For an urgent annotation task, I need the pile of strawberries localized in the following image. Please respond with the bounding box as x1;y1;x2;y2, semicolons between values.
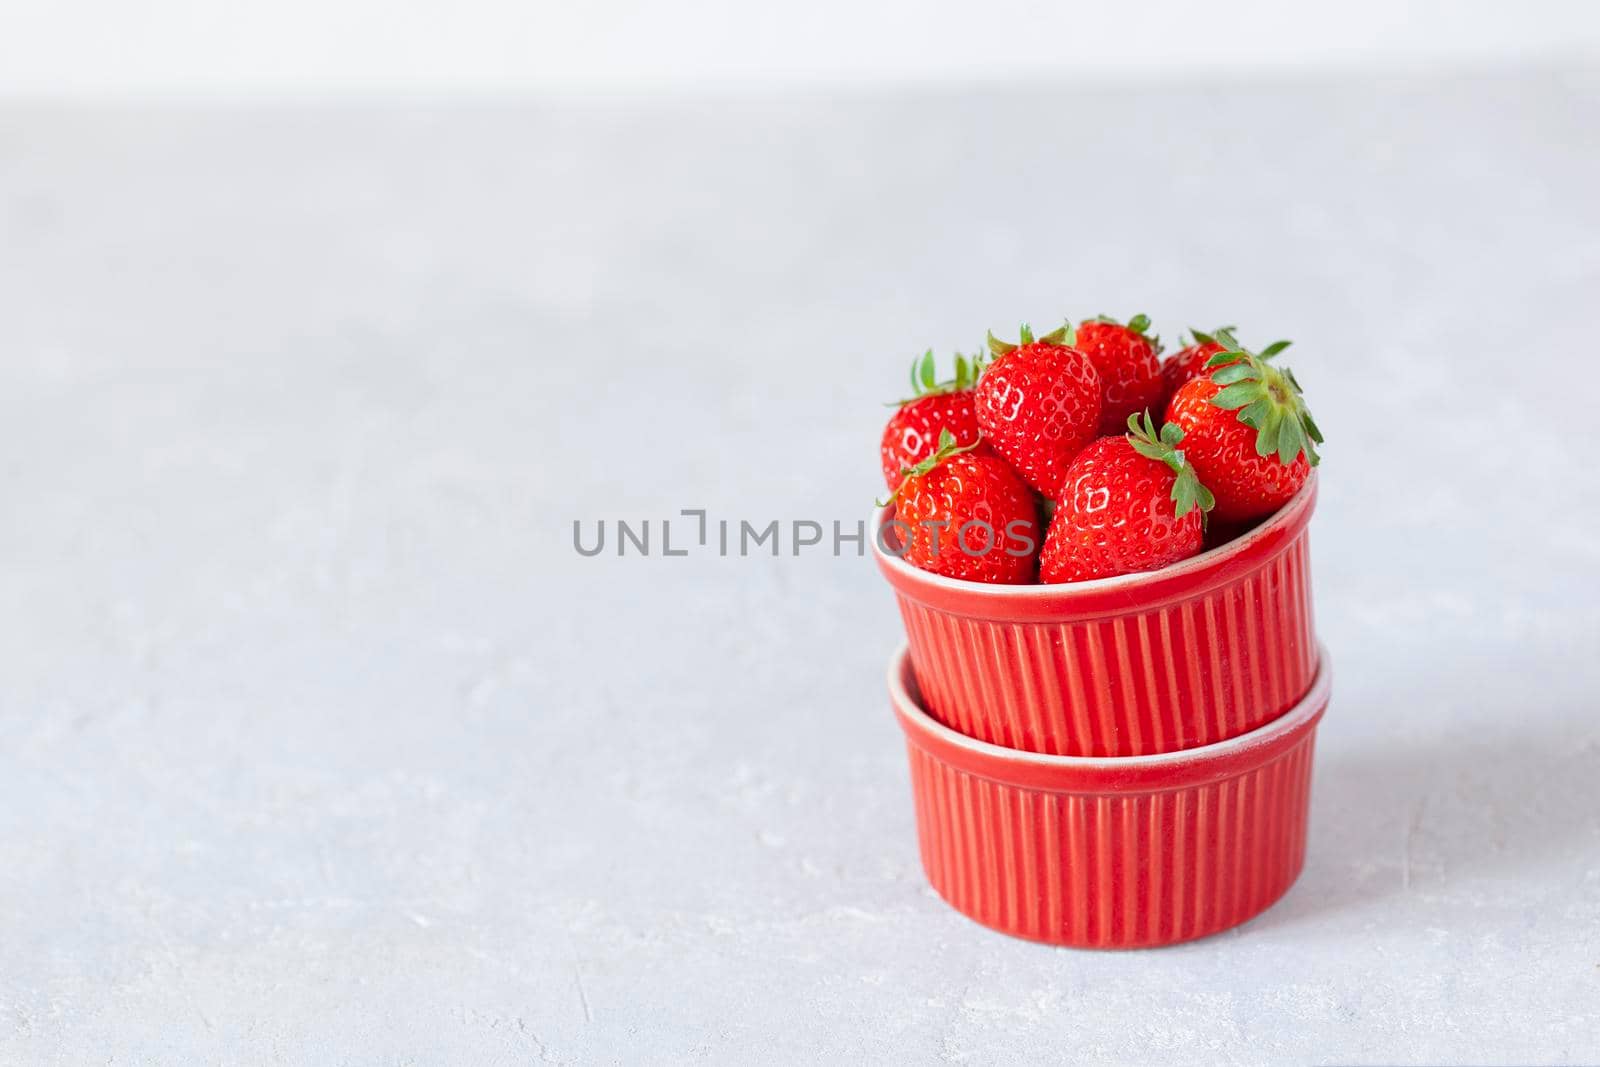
879;316;1323;584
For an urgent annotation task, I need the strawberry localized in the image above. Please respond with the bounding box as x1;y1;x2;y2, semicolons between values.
1163;329;1323;522
879;350;992;489
975;324;1101;499
886;429;1039;584
1074;314;1165;435
1039;413;1213;583
1160;327;1238;402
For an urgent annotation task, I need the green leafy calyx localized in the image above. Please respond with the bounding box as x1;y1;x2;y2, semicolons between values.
1125;411;1215;519
889;349;985;405
877;427;983;508
987;322;1074;358
1091;312;1162;354
1186;324;1235;348
1203;328;1324;467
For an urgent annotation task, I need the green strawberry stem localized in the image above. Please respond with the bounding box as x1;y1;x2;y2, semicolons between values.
1125;411;1215;519
887;349;984;406
877;427;983;508
1090;312;1161;353
1204;328;1325;467
987;322;1073;358
1187;324;1236;347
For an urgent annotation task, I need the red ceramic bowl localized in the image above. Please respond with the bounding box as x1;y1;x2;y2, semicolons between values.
890;643;1330;948
875;476;1318;757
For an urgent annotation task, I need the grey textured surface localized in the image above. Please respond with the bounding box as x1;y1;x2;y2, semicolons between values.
3;68;1600;1064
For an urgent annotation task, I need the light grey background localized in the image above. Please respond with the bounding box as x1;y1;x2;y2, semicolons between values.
4;66;1600;1063
3;0;1599;94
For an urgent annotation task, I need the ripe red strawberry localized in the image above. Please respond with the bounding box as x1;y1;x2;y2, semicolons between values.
887;429;1039;584
1074;314;1165;435
880;350;992;489
974;324;1101;499
1039;413;1213;583
1160;327;1239;402
1164;329;1323;522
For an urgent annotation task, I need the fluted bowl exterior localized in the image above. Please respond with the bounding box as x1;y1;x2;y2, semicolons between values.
890;644;1330;948
874;476;1318;757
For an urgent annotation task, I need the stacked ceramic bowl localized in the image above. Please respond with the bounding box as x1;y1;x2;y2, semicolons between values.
874;477;1329;948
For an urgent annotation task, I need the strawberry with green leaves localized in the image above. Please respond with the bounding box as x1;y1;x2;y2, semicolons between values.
886;429;1039;584
879;350;992;489
1039;412;1213;583
1160;326;1239;402
1163;328;1323;522
1074;313;1165;435
975;324;1101;499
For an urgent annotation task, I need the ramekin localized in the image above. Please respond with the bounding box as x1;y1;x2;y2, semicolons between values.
875;476;1318;757
891;643;1330;948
